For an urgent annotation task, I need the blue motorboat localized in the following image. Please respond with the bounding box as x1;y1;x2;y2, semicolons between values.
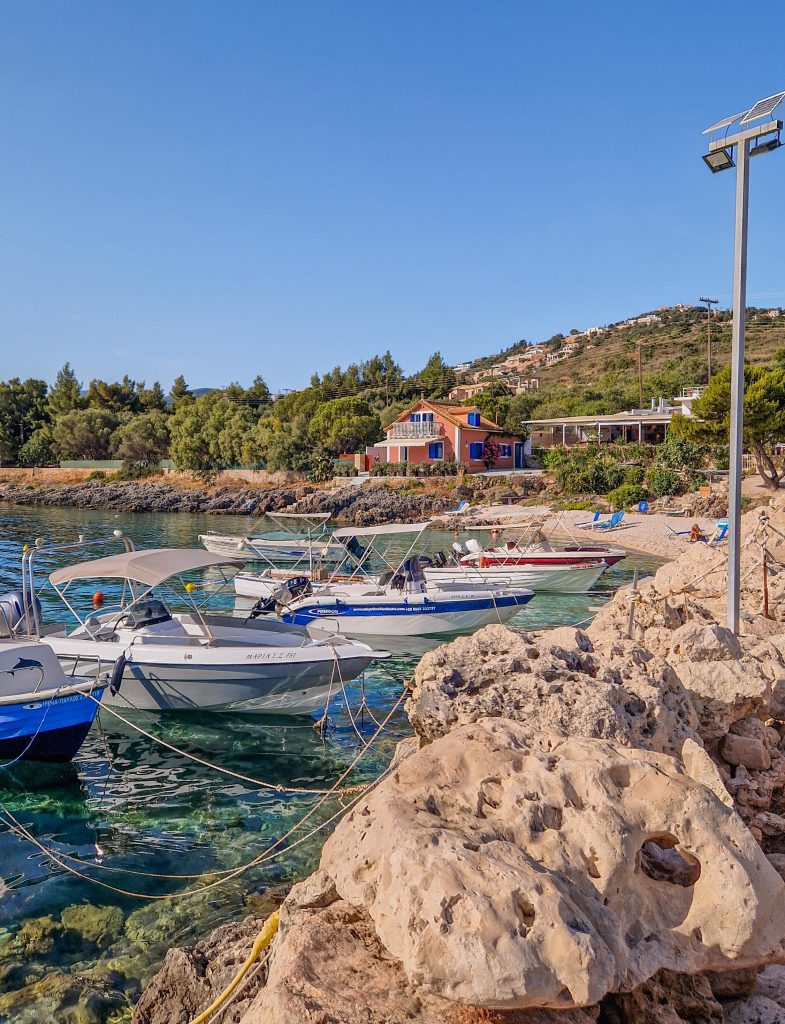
0;639;104;764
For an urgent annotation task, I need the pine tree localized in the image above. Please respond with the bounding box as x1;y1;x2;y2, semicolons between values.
170;375;192;408
47;363;83;419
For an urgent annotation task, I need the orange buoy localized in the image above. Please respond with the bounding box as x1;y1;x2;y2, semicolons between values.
93;591;104;609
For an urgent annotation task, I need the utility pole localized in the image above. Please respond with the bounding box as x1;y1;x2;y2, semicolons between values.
699;296;718;381
636;339;643;407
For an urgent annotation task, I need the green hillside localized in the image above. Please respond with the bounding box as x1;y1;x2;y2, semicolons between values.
463;305;785;420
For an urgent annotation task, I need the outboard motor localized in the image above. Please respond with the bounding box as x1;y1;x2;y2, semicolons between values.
431;551;447;567
0;590;42;636
251;577;313;617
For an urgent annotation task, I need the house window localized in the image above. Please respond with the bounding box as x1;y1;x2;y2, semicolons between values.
409;413;419;422
499;444;512;457
428;441;444;460
469;442;484;460
467;412;480;426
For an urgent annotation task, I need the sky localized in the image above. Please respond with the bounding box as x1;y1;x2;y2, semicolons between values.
1;0;784;393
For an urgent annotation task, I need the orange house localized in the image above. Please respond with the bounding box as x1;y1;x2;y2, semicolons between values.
373;400;524;470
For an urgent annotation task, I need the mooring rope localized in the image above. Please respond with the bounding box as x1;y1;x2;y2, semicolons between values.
0;682;408;898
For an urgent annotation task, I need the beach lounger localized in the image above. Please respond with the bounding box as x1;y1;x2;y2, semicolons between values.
576;511;602;528
594;511;626;531
443;500;470;516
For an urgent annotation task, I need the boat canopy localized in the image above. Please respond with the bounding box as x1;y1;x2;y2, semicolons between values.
332;523;430;540
50;549;244;588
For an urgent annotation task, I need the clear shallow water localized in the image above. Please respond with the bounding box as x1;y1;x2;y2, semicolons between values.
0;504;661;1022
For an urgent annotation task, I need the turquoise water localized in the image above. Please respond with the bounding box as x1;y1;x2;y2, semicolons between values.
0;504;661;1023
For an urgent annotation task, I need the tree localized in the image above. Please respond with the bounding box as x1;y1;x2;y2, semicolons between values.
482;437;501;470
52;409;120;460
85;376;140;413
0;378;49;461
418;352;456;398
170;375;192;408
112;410;170;472
18;429;54;466
257;416;313;472
47;363;83;419
308;396;382;454
675;365;785;488
168;392;259;474
137;381;168;412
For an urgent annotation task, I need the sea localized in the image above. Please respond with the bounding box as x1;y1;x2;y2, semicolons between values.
0;504;661;1022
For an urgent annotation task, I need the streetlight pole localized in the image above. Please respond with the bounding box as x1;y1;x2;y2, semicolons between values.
727;139;749;636
702;92;783;634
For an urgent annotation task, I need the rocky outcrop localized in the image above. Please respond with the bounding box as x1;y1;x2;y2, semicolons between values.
138;496;785;1024
406;624;698;755
133;914;269;1024
322;719;784;1009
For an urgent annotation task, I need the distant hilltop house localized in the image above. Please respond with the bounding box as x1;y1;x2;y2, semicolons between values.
767;309;782;318
525;387;705;449
452;361;473;375
620;314;662;328
366;399;526;470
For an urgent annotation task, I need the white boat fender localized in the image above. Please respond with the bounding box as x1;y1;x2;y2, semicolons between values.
109;653;127;696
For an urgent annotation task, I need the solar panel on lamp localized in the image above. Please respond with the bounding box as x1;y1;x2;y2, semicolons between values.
740;92;785;125
702;111;747;135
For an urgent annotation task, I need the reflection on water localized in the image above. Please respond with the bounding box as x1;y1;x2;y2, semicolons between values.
0;502;661;1022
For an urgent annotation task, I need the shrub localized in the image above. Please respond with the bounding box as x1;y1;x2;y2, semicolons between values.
606;483;648;510
646;465;681;498
654;435;707;471
623;465;645;486
87;469;106;481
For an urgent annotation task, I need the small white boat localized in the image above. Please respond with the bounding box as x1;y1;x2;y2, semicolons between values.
16;541;387;716
199;512;344;565
248;524;535;638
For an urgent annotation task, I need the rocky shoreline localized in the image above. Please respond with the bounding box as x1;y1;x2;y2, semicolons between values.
134;497;785;1023
0;473;552;527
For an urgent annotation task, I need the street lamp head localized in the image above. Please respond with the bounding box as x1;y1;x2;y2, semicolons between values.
750;132;782;158
702;147;735;173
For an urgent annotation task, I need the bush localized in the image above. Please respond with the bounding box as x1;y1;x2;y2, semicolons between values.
623;465;645;486
646;465;681;498
654;435;707;471
606;483;648;510
87;469;106;481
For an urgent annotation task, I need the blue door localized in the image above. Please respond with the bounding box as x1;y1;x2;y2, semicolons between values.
514;442;524;469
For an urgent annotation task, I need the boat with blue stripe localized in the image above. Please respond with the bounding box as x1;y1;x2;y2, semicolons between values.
248;524;535;638
0;630;104;764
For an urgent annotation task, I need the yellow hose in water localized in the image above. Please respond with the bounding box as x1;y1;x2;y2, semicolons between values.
187;909;280;1024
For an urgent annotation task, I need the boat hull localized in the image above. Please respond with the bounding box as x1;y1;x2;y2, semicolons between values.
424;562;607;594
281;592;534;637
46;640;378;715
0;687;104;763
199;533;343;565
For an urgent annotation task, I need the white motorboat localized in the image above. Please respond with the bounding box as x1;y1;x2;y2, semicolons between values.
199;512;345;565
248;524;535;638
423;559;608;594
458;520;626;569
16;542;387;716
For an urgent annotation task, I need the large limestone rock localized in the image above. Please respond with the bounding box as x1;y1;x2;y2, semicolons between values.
323;719;785;1010
407;625;697;756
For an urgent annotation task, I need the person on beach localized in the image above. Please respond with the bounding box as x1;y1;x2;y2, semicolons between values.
689;522;707;543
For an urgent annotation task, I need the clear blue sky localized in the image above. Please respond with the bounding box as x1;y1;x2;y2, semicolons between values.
2;0;784;393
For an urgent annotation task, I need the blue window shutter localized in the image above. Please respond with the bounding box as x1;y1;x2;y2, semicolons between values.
409;413;416;422
428;442;437;458
469;442;484;460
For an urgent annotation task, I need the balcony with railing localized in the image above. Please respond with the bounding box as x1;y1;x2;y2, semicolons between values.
387;421;445;439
